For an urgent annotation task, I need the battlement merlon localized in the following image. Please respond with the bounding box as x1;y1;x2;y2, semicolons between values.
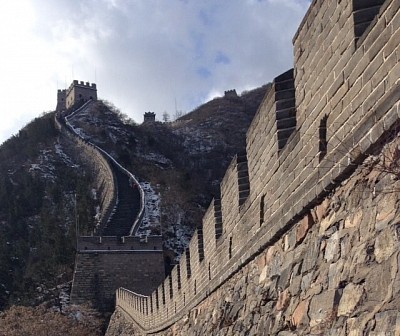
224;89;238;98
67;80;97;95
143;112;156;123
77;235;163;252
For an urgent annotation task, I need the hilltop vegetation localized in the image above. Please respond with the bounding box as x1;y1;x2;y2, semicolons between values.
0;112;102;310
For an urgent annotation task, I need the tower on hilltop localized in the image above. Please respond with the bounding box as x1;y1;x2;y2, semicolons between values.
143;112;156;123
56;80;97;111
224;89;238;98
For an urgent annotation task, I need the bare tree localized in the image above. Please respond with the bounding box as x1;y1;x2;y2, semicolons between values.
162;111;170;123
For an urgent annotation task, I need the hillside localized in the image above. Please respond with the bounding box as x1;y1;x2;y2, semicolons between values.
0;83;269;312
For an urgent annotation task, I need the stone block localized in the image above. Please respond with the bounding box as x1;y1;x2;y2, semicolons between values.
324;231;340;263
388;61;400;86
392;6;400;33
373;310;400;333
363;80;386;114
383;105;399;131
374;227;398;263
344;210;363;228
369;120;384;144
296;212;314;243
367;24;391;62
276;288;290;311
291;299;310;328
301;271;314;292
372;52;397;89
309;290;339;330
364;259;392;304
284;229;297;252
337;283;363;317
319;211;338;234
375;193;397;231
347;53;370;88
328;259;344;289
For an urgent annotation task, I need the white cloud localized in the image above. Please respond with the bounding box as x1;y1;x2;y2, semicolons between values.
0;0;310;143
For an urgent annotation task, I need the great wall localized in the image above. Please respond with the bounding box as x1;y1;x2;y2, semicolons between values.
54;0;400;334
55;100;165;312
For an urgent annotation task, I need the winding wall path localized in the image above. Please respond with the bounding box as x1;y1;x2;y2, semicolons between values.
55;101;164;311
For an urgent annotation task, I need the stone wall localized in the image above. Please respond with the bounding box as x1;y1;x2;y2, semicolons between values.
123;133;400;334
56;102;165;311
55;112;116;230
108;133;400;334
71;242;164;312
77;236;163;251
110;0;400;333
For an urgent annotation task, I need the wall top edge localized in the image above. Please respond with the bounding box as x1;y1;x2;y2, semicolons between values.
292;0;317;44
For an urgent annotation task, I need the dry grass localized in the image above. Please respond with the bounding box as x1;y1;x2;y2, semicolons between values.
0;304;104;336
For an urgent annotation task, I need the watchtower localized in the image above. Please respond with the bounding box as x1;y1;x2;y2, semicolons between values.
65;80;97;109
56;89;67;111
224;89;238;98
143;112;156;123
57;80;97;111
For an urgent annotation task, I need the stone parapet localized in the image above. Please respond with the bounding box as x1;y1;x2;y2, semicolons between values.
55;108;117;231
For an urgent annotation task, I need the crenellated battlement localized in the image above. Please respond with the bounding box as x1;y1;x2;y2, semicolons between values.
77;235;163;252
114;0;400;332
143;111;156;123
224;89;238;98
56;80;97;111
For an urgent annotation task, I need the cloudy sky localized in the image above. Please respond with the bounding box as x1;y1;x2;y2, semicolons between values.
0;0;310;144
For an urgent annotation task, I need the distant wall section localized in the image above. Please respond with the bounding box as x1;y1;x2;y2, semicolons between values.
71;236;164;312
55;101;165;311
54;111;116;231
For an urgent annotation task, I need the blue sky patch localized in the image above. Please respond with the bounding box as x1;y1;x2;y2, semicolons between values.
215;52;230;65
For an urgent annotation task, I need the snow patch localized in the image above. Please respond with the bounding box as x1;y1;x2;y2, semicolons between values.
136;182;161;236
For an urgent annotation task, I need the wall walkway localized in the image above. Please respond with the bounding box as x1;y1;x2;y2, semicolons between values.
55;101;164;311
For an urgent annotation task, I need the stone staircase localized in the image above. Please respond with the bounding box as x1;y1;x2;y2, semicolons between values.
61;101;143;237
102;164;141;236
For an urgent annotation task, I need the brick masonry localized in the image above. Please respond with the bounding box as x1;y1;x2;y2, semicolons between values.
108;0;400;333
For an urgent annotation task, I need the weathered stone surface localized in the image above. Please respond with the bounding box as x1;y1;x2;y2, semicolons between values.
337;283;363;317
296;213;314;243
375;193;397;231
374;226;398;263
315;199;330;222
302;239;320;273
324;231;340;262
276;288;290;311
259;265;269;284
106;309;143;336
344;210;362;228
319;212;338;234
373;310;400;333
291;299;310;328
309;290;338;329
